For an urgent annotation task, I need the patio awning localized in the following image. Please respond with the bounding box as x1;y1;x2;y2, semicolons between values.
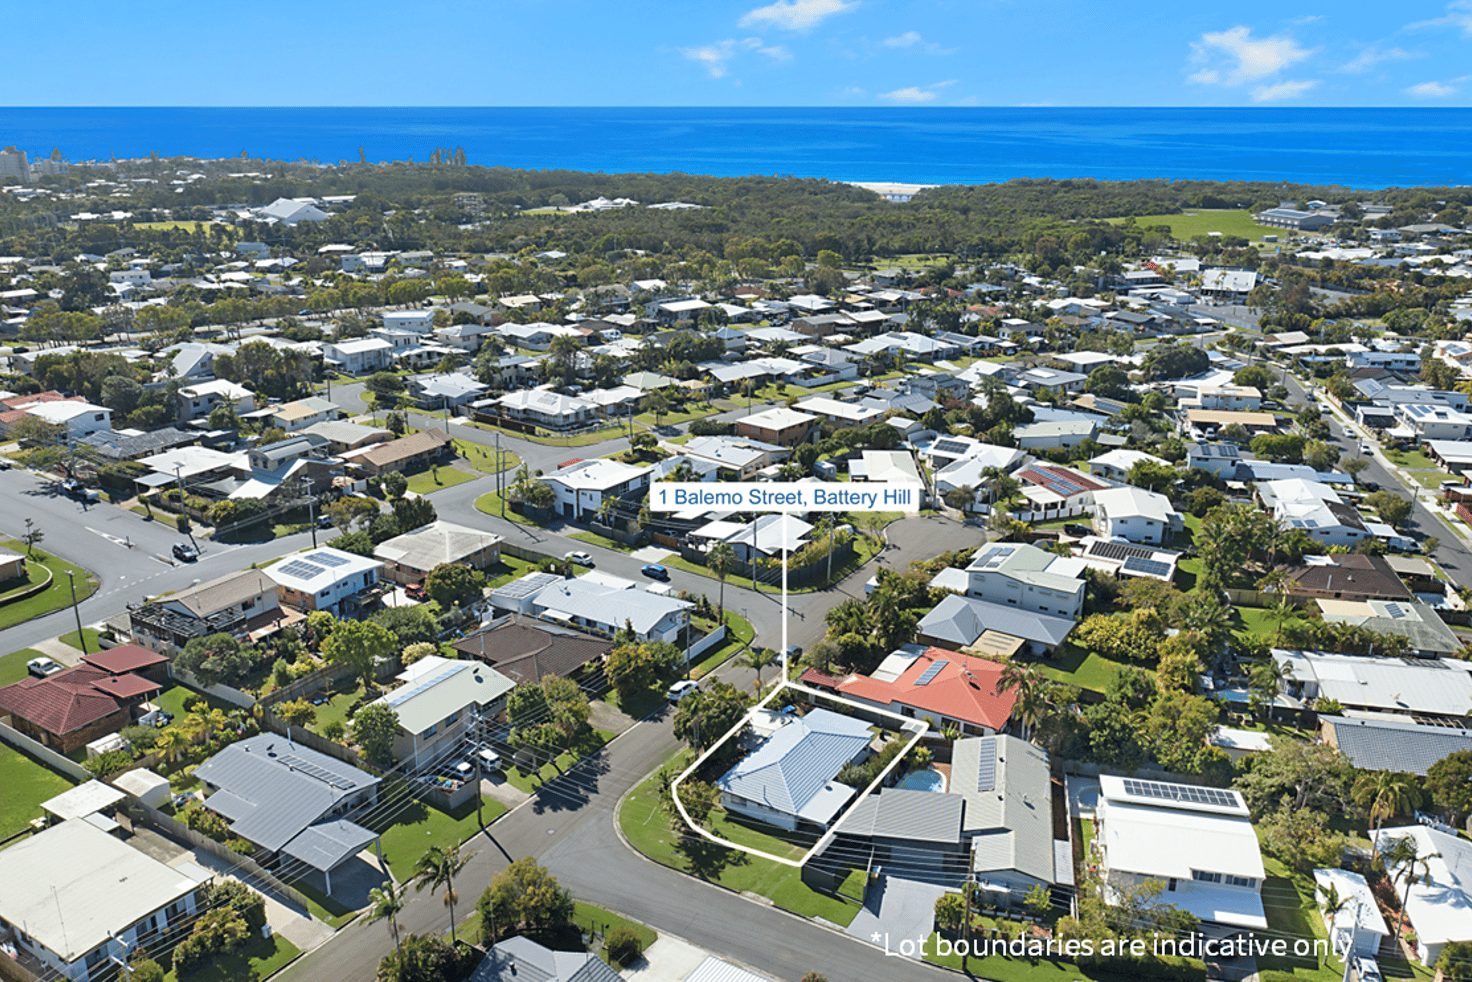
281;819;378;873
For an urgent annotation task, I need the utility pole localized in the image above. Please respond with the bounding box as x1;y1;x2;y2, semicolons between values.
1340;899;1359;982
304;476;318;548
67;570;86;654
495;429;504;517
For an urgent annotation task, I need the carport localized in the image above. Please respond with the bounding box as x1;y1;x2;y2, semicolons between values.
280;819;380;896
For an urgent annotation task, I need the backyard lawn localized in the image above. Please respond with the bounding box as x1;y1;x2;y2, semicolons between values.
155;683;239;722
0;647;46;686
371;787;509;881
482;555;543;589
301;679;367;737
1035;643;1142;694
503;728;616;795
619;749;858;927
0;747;77;839
0;542;97;631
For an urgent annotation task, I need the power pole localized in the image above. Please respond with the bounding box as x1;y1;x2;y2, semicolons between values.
495;429;505;517
304;476;318;548
67;570;86;654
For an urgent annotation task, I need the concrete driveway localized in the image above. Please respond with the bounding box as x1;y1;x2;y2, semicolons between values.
845;875;948;950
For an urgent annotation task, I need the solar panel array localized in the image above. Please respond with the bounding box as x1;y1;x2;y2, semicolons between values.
914;659;950;686
974;736;997;792
1384;603;1407;619
275;559;326;581
1122;556;1173;578
310;551;350;568
385;664;462;707
1087;540;1156;562
933;439;971;457
1121;778;1239;810
275;751;358;789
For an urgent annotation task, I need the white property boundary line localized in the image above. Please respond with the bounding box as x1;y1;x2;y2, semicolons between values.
669;678;929;868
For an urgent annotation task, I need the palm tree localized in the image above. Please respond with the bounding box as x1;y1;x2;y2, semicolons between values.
996;661;1047;742
1352;771;1424;858
548;334;582;385
1268;594;1299;646
1248;658;1293;721
365;881;406;962
1316;883;1347;969
944;484;977;515
155;728;184;765
1381;835;1440;949
411;843;472;943
708;542;737;622
740;647;778;695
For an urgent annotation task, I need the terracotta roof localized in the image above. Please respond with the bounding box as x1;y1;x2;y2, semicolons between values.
357;429;452;469
1017;464;1108;495
0;665;127;735
797;668;842;690
450;621;612;685
90;675;161;700
82;644;169;675
836;647;1017;731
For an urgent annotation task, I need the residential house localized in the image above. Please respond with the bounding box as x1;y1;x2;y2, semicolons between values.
965;542;1088;618
373;521;504;586
80;645;170;688
1199;268;1259;299
1397;403;1472;442
1315;598;1462;658
1261;479;1370;548
680;435;789;479
1014;367;1088;395
850;450;925;495
716;708;874;832
1014;419;1097;450
364;655;515;770
1371;826;1472;967
1186;442;1242;477
1320;714;1472;777
698;513;814;560
322;337;394;374
531;575;692;644
1311;869;1388;961
194;734;380;893
915;594;1075;656
450;620;613;686
351;429;454;477
1276;554;1414;604
1274;648;1472;721
382;310;435;334
264;546;382;615
1183;409;1279;435
1013;463;1108;522
128;569;285;655
75;427;197;464
1075;536;1181;583
15;399;112;439
1181;384;1262;412
0;819;209;982
0;662;160;753
795;396;883;427
539;458;654;523
409;372;487;410
271;397;340;433
466;936;626;982
1087;449;1168;483
735;407;817;447
177;379;255;422
1091;486;1183;546
1096;775;1266;931
495;389;597;431
301;419;392;454
831;646;1017;737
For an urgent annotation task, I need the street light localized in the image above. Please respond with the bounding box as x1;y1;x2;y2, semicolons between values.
67;570;86;655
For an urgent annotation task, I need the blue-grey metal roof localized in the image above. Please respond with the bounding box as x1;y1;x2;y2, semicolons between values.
716;709;870;819
194;734;378;853
280;818;378;872
842;787;962;843
1325;715;1472;776
917;594;1076;648
468;937;625;982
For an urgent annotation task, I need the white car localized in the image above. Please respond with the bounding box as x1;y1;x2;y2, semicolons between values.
667;680;699;704
564;550;594;566
1355;956;1382;982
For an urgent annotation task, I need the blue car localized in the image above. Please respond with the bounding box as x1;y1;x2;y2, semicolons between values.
640;564;670;580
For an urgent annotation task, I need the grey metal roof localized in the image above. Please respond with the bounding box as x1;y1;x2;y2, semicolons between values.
194;734;378;853
280;818;378;872
1325;715;1472;776
468;937;624;982
682;956;775;982
716;709;871;819
917;594;1076;648
842;787;962;843
532;578;692;635
951;735;1056;884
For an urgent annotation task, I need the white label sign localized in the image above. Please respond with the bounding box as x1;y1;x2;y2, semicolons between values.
648;481;922;513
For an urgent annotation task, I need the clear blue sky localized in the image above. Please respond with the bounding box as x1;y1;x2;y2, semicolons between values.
16;1;1472;106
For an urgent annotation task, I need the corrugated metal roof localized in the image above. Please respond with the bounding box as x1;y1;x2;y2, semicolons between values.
1325;715;1472;776
716;709;870;819
917;594;1075;649
682;956;777;982
843;787;962;843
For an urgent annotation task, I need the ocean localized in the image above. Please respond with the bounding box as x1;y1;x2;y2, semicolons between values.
2;107;1471;190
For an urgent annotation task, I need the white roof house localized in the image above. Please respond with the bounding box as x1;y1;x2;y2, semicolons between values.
1091;486;1183;546
716;708;873;832
965;542;1088;619
1311;868;1388;961
373;521;503;580
1087;449;1168;482
0;819;209;978
1096;775;1266;931
532;574;692;644
264;547;382;614
1373;826;1472;966
366;655;515;769
1273;648;1472;718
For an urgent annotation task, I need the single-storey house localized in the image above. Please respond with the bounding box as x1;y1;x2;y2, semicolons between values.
716;707;874;832
373;521;503;587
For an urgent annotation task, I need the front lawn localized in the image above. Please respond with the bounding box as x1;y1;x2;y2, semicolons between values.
618;750;858;927
474;490;553;528
568;529;637;554
463;419;626;447
0;648;47;686
503;728;615;795
573;902;658;966
452;440;520;475
371;787;509;881
164;932;300;982
0;746;77;839
1385;447;1439;470
661;533;882;595
689;613;756;680
0;542;97;631
404;467;477;495
59;628;103;653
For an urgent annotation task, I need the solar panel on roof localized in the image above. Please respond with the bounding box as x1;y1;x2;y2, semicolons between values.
385;664;462;707
914;660;949;686
1122;556;1172;578
1384;603;1406;619
1120;777;1239;809
274;752;357;789
974;736;997;792
1087;540;1156;562
310;551;350;568
277;560;325;580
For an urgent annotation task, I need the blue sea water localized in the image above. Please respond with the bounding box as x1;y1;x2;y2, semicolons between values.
2;107;1471;189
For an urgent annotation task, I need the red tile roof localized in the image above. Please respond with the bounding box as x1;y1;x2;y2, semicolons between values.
1017;464;1108;496
797;668;842;690
0;664;127;735
836;647;1017;731
83;644;169;675
90;675;162;700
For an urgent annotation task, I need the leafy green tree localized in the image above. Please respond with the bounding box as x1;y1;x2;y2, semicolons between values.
1426;750;1472;822
1234;736;1353;818
475;857;574;939
371;604;440;647
1140;690;1218;773
382;470;409;499
672;680;749;751
176;633;255;688
275;698;317;728
1365;489;1413;528
323;620;398;689
606;642;662;704
424;562;485;607
350;703;401;767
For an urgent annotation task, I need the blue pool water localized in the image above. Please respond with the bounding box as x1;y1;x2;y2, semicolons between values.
895;768;945;793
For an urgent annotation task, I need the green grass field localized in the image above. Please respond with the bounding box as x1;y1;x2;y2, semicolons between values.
503;728;615;794
1108;209;1281;244
59;628;102;653
164;932;299;982
0;747;77;839
0;648;46;686
0;542;97;631
404;467;477;495
474;490;553;528
372;789;509;881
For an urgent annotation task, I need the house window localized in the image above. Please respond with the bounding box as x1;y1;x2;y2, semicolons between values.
445;712;458;726
424;724;436;737
1191;870;1223;884
1229;875;1257;888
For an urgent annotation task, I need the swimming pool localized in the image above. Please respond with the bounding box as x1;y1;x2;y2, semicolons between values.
895;767;946;793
